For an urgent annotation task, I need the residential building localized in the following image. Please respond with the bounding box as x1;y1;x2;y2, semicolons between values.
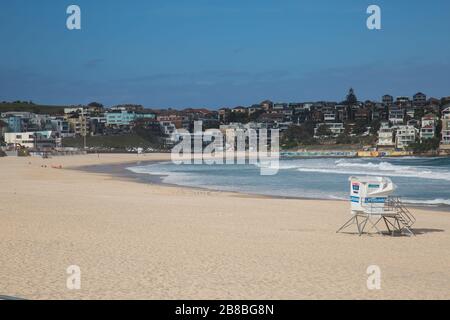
111;104;144;112
422;114;437;127
5;116;22;132
4;131;55;149
260;100;273;112
407;119;419;127
371;104;388;121
302;103;313;111
272;103;287;113
413;92;427;106
1;111;36;132
396;96;411;108
389;107;405;125
354;108;371;123
64;107;85;115
231;106;247;114
310;110;324;123
0;111;34;120
440;107;450;148
106;108;155;128
335;104;349;122
161;121;179;135
428;97;441;107
420;114;437;142
420;125;436;141
395;125;417;149
248;105;263;115
182;108;216;120
377;122;395;148
289;103;303;112
156;113;185;129
87;103;104;115
314;123;345;138
409;106;420;119
257;112;284;124
90;116;107;135
218;108;230;123
323;111;337;122
67;112;90;136
106;109;136;127
49;117;71;138
382;95;394;106
440;97;450;106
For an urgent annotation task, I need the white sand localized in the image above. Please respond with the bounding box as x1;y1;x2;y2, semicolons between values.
0;153;449;300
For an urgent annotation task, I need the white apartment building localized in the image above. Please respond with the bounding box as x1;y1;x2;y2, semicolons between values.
324;112;337;122
314;123;345;138
4;131;55;149
160;121;177;136
420;114;437;141
395;125;417;149
377;122;395;147
441;108;450;148
389;108;405;125
420;126;435;141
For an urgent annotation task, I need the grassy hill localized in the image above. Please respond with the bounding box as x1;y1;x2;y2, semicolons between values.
0;102;67;115
62;134;158;150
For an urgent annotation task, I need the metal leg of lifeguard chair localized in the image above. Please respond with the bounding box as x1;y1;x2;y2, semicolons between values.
336;216;357;234
358;216;370;237
337;214;382;236
383;217;393;235
355;216;361;235
366;216;383;235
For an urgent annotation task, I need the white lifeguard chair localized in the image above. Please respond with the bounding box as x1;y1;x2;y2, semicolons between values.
336;176;416;236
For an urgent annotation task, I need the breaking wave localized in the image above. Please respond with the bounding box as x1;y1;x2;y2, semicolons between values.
403;198;450;206
126;157;450;207
290;159;450;182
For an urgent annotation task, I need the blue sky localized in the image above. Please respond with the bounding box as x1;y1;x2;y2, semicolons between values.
1;0;449;108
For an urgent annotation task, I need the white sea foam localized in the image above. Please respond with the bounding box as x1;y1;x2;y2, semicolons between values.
126;166;168;176
288;159;450;182
126;158;450;207
403;198;450;206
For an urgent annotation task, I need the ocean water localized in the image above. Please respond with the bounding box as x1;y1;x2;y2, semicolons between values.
127;157;450;207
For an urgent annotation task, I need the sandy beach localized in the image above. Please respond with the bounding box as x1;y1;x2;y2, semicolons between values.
0;153;449;300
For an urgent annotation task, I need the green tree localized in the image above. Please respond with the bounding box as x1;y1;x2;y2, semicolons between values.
316;124;333;137
132;119;166;148
436;120;442;140
408;137;440;153
345;88;358;105
414;108;425;120
88;102;104;109
249;109;265;122
281;123;316;148
336;132;354;144
228;112;249;124
352;120;368;135
369;120;381;135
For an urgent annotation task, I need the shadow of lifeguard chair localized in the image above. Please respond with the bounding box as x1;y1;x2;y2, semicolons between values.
336;176;416;237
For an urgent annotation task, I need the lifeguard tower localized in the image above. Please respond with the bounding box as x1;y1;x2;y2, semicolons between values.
336;176;416;236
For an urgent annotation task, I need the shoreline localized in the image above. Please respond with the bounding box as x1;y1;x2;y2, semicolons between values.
74;158;450;212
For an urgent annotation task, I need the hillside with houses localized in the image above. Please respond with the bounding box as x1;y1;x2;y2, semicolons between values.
1;89;450;156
